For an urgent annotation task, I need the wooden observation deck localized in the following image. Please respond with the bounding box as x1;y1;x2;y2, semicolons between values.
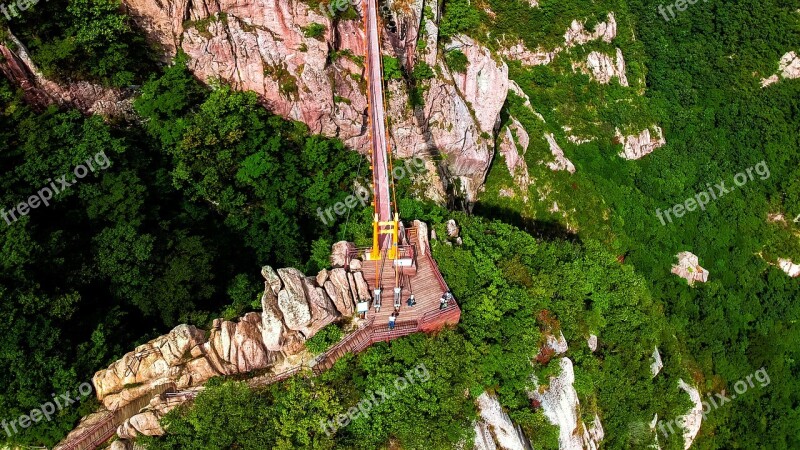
314;225;460;373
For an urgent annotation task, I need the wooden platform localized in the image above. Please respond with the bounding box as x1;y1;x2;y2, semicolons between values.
360;233;451;328
314;226;461;373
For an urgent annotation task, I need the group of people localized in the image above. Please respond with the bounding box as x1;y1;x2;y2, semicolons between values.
440;291;453;310
387;291;453;330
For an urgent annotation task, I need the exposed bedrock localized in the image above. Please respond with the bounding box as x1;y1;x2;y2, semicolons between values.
119;0;508;201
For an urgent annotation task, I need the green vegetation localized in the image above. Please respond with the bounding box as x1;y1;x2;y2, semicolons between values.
302;22;327;39
305;323;344;354
263;62;300;98
1;0;798;448
2;0;156;86
439;0;481;41
0;60;367;447
382;55;403;81
142;215;691;449
445;49;469;73
140;377;340;450
442;0;800;447
411;61;435;81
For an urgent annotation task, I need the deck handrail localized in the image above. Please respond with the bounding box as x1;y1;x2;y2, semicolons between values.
419;303;460;326
424;250;449;292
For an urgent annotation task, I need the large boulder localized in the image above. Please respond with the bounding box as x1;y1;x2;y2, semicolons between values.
413;220;429;256
208;313;273;373
92;325;205;401
331;241;355;268
326;268;356;316
302;278;339;336
446;219;460;238
110;440;132;450
260;288;286;351
117;411;163;439
262;265;283;296
615;126;666;160
276;268;313;331
353;271;372;301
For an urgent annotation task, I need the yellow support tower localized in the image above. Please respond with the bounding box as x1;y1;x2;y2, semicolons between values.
368;213;399;261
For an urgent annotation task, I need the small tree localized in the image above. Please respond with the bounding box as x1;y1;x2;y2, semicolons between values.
445;49;469;73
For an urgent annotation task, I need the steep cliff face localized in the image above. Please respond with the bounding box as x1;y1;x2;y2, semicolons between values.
120;0;506;201
531;358;605;450
474;392;532;450
0;31;133;116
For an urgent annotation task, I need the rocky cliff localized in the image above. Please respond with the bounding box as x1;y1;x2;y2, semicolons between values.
92;243;370;412
0;30;133;116
531;358;605;450
474;392;532;450
118;0;506;201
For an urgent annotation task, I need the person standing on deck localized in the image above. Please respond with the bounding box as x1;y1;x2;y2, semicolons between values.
440;292;453;310
389;312;397;330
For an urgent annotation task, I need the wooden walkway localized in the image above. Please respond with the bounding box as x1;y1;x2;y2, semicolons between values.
53;383;176;450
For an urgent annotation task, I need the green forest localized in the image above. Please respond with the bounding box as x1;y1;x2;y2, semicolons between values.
1;0;799;448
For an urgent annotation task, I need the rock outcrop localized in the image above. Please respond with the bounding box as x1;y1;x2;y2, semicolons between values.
583;49;629;86
778;258;800;277
616;126;666;160
0;30;133;116
760;51;800;87
119;0;507;201
671;251;709;286
544;133;577;174
92;248;376;411
474;392;532;450
499;13;617;68
651;346;664;377
530;358;605;450
587;334;598;352
499;117;532;194
564;14;617;46
499;41;560;67
116;387;204;440
413;219;430;256
676;379;703;450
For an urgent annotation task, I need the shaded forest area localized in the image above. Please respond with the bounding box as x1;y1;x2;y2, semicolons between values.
0;58;363;444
